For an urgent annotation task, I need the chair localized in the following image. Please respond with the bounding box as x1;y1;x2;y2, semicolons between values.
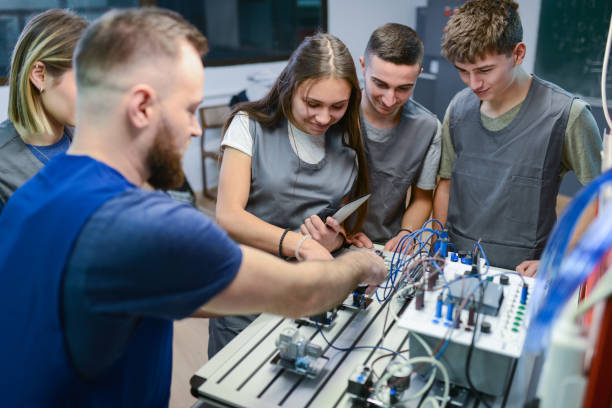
198;104;231;200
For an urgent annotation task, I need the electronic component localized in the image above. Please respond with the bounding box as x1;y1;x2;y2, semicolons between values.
346;365;373;400
343;284;373;312
427;381;472;407
272;326;328;378
446;276;504;316
398;252;534;396
296;308;338;328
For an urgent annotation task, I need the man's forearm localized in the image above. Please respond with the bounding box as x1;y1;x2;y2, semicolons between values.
290;252;374;316
199;246;385;320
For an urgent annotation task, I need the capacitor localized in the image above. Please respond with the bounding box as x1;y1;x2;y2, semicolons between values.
415;289;425;310
454;304;462;328
481;321;491;334
446;299;455;321
467;299;476;326
435;294;443;318
427;268;437;290
520;283;529;305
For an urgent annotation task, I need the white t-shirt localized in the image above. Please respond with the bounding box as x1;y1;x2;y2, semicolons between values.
221;112;326;164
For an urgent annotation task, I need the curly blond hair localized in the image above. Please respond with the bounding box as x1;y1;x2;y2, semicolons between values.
441;0;522;63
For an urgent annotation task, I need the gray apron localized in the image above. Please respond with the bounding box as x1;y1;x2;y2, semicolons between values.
0;120;73;206
361;99;438;243
447;76;573;269
208;119;357;357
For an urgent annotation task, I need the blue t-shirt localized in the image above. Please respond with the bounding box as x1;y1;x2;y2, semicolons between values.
25;131;71;164
62;188;242;379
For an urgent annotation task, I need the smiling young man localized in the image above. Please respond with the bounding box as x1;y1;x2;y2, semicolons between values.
433;0;601;274
349;23;441;251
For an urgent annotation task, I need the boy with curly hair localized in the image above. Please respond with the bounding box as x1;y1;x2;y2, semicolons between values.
433;0;601;275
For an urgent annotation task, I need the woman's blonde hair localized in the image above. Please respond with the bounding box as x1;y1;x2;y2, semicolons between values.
8;9;88;139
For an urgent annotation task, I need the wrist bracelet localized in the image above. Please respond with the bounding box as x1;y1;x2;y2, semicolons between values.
295;234;312;262
399;228;413;235
279;228;290;258
337;231;347;249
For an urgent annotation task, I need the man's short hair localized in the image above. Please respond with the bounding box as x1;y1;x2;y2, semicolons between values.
364;23;424;66
75;7;208;89
442;0;523;63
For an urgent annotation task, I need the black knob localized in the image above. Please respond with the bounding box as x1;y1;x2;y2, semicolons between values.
499;275;510;285
481;321;491;334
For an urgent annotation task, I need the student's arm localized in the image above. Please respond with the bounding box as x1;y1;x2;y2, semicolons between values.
216;147;332;260
383;186;433;251
433;108;454;228
433;178;450;226
199;246;387;318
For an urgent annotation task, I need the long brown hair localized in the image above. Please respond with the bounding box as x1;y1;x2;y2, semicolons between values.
224;33;370;233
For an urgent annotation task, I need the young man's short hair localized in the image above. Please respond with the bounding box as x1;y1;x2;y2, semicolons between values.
441;0;523;63
75;7;208;90
364;23;424;66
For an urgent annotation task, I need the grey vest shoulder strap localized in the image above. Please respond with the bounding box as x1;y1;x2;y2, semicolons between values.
447;76;573;269
361;99;438;243
0;120;43;205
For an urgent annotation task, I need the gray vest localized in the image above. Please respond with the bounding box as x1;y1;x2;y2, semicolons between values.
208;119;358;358
245;119;357;230
447;76;573;269
0;120;42;206
0;120;74;206
361;100;438;243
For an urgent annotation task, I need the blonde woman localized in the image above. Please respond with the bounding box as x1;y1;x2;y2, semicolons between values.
0;9;88;212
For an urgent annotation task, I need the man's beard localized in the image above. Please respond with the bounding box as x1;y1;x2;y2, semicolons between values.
146;117;185;190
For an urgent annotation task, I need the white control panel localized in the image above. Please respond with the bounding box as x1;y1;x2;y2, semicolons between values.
397;253;534;358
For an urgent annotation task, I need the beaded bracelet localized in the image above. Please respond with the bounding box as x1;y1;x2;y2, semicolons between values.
295;234;312;262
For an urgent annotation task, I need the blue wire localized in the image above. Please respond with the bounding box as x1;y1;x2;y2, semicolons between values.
472;241;490;275
527;197;612;352
423;218;445;230
531;168;612;323
377;227;441;302
315;321;408;360
435;337;451;360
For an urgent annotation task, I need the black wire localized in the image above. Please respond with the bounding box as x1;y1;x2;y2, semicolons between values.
416;376;436;407
464;281;492;408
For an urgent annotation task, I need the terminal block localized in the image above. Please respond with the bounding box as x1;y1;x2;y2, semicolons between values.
272;327;328;378
343;284;373;312
347;365;374;402
296;307;339;328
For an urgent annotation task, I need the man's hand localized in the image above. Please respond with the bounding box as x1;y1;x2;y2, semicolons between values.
300;215;341;252
338;250;387;294
347;232;374;249
383;230;413;252
516;260;539;277
298;237;334;261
